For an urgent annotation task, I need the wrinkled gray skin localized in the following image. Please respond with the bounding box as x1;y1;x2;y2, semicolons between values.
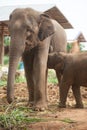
48;52;87;108
7;8;67;110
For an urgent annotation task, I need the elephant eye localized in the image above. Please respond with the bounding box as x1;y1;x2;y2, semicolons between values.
27;27;34;33
27;28;30;32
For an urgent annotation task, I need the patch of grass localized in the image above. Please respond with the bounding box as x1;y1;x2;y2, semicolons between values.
0;108;43;129
0;68;7;86
0;81;7;86
60;118;76;123
0;75;26;87
4;56;9;65
17;106;34;113
15;75;26;83
0;69;57;87
48;69;58;84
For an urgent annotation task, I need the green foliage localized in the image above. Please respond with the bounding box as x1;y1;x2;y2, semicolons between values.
48;69;58;84
15;75;26;83
79;43;85;51
67;42;85;52
4;56;9;65
0;81;7;86
67;43;72;52
4;36;10;46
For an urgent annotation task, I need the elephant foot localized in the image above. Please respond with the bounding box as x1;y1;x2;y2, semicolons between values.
74;103;84;108
33;107;46;111
33;102;48;111
58;102;66;108
28;101;34;107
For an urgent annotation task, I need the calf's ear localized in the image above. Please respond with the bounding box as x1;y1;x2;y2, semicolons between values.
38;14;55;41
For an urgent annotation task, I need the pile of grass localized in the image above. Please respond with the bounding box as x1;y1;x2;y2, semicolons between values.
0;105;43;129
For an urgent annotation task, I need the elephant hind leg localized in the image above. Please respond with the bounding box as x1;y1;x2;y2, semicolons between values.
22;52;34;105
72;84;83;108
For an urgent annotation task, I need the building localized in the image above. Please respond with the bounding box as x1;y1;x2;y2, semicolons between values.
66;29;86;53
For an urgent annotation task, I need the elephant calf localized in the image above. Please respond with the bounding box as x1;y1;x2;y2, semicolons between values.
48;52;87;108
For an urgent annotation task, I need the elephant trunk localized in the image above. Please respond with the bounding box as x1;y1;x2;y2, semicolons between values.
7;36;25;103
47;53;56;69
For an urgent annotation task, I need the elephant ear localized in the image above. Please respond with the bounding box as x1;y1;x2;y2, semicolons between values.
38;14;55;41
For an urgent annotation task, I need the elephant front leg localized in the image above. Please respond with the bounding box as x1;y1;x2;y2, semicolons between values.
72;85;83;108
33;60;48;111
59;80;70;108
23;52;34;106
56;71;62;85
33;46;49;111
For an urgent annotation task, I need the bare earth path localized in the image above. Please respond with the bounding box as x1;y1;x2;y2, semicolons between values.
0;83;87;130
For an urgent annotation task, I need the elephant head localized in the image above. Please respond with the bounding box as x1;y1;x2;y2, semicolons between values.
7;8;55;103
47;52;65;73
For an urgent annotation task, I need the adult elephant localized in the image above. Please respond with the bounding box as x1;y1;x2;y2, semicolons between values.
7;8;67;110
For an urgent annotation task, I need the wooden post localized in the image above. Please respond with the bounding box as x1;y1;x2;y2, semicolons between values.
0;25;4;65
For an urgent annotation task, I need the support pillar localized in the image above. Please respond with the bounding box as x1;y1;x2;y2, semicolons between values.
0;26;4;65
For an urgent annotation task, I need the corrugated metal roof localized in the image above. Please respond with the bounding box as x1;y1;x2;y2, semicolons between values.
66;29;86;42
45;6;73;29
0;5;73;35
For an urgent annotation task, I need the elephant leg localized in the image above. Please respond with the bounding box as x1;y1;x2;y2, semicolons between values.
22;51;34;106
59;80;70;108
45;69;48;102
72;85;83;108
33;42;49;110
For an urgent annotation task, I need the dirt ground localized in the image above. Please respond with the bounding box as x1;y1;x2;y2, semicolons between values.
0;83;87;130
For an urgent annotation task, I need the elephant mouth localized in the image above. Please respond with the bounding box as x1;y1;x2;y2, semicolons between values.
25;34;40;51
25;40;38;51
